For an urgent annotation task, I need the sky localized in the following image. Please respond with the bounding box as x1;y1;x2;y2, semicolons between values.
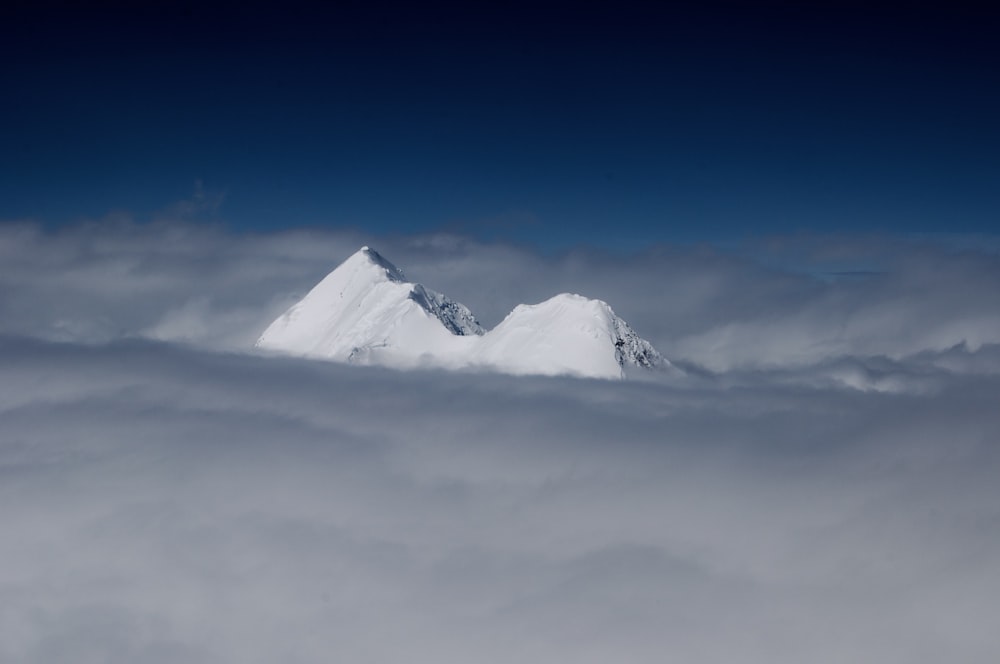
2;1;999;247
3;3;1000;661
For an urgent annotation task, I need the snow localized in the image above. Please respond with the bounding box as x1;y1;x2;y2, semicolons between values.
256;247;668;379
255;247;482;370
476;294;627;378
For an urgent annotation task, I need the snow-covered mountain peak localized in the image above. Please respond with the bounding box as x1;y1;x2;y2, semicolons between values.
255;247;483;362
343;246;406;283
256;247;667;379
479;293;667;378
504;292;610;319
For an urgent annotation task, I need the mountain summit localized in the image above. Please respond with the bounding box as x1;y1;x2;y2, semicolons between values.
256;247;667;379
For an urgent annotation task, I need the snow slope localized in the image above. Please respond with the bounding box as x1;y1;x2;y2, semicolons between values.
256;247;667;379
475;294;663;378
255;247;482;369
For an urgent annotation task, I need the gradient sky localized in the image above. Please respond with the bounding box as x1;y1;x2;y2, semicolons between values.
3;1;998;247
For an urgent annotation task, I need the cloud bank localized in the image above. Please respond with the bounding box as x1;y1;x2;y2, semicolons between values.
1;220;999;662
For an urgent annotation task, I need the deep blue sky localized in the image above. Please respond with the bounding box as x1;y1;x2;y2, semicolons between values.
2;1;998;247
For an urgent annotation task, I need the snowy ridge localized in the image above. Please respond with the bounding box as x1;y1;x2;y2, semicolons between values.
612;312;664;369
256;247;668;379
409;284;485;336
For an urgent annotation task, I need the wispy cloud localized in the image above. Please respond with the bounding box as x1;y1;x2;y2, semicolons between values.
153;180;228;221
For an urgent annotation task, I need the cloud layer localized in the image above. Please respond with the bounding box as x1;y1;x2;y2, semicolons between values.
2;221;999;374
1;221;999;662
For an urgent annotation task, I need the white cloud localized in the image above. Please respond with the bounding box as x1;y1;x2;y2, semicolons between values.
1;220;999;661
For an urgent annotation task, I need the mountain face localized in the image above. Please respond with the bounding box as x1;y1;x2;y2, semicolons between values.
255;247;483;369
256;247;668;379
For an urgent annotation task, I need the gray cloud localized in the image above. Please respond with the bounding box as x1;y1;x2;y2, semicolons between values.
1;337;998;662
1;221;999;661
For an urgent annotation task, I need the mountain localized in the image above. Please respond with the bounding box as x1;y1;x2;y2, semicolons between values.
256;247;668;379
255;247;483;370
475;294;664;378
